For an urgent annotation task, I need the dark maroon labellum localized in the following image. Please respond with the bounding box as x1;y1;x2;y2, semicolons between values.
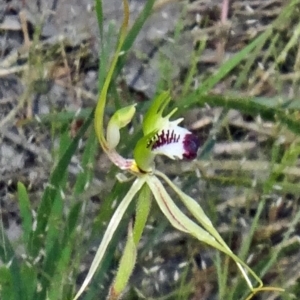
183;134;200;160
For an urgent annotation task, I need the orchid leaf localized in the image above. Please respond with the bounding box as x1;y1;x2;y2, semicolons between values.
73;177;146;300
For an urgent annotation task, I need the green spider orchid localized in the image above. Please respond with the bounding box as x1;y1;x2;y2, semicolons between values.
133;91;200;173
74;1;283;299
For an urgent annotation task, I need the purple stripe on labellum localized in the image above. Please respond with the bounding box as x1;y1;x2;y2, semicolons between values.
147;127;200;161
151;129;180;149
183;134;200;160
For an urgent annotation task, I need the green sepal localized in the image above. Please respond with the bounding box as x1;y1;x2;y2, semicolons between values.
133;184;151;244
110;222;137;299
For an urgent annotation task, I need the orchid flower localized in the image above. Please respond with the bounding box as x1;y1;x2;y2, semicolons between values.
73;1;283;299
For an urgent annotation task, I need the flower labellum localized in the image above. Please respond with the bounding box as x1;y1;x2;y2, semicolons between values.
149;125;200;160
183;133;200;159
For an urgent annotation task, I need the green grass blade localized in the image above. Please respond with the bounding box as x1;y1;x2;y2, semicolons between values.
0;267;14;300
95;0;104;42
32;124;95;299
74;129;98;195
115;0;156;74
184;94;300;135
28;110;93;256
17;182;32;247
178;29;272;109
0;232;24;300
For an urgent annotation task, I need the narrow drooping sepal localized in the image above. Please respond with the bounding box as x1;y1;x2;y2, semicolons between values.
73;177;146;300
108;221;137;300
